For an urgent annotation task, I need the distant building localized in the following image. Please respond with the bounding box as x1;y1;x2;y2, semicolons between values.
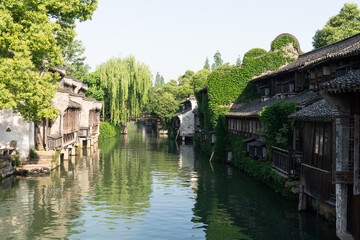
173;96;198;141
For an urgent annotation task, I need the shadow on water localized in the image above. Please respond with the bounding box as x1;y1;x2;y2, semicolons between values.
0;122;337;239
192;147;337;240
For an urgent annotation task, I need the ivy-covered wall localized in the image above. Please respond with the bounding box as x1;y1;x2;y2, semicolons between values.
197;34;301;136
194;34;301;161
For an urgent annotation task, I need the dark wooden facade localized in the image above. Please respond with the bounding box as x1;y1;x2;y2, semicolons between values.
301;121;335;204
227;117;264;139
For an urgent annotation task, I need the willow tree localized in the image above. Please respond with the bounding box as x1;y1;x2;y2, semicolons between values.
96;56;152;126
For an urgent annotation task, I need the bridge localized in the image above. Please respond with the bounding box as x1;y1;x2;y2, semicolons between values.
129;114;159;121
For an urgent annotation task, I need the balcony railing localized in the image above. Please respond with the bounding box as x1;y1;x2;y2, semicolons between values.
79;127;89;137
271;146;301;179
48;135;62;150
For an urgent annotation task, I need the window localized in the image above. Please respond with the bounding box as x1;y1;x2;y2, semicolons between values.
314;124;324;156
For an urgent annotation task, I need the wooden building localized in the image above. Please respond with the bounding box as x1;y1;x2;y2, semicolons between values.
251;33;360;100
289;99;336;217
226;91;320;177
317;70;360;240
36;69;103;159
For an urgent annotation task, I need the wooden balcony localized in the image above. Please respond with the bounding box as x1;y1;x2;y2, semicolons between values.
271;146;301;179
78;127;89;137
47;135;62;150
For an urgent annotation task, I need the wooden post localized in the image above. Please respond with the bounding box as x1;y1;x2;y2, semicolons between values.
354;115;360;195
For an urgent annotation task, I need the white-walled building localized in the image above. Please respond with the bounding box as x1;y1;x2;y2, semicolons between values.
174;96;198;140
0;67;102;161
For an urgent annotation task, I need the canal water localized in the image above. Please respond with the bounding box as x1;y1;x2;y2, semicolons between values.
0;122;337;239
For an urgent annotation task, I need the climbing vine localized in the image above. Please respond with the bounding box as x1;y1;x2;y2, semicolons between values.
271;35;300;51
259;100;298;149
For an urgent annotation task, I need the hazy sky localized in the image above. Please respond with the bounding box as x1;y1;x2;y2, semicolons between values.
76;0;353;81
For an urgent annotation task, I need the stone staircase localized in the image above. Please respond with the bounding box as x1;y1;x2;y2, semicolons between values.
18;150;55;171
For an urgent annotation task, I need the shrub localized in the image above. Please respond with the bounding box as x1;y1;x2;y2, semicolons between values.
99;121;121;139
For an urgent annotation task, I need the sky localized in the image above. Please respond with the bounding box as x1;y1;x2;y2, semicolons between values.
75;0;355;82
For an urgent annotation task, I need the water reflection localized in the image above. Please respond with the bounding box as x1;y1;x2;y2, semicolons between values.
0;122;338;239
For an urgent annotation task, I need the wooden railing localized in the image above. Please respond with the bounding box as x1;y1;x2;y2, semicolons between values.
271;146;301;178
78;127;89;137
48;135;62;150
92;125;98;134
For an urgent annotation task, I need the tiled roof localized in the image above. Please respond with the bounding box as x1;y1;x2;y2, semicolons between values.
251;33;360;82
68;100;82;109
316;69;360;92
226;91;320;118
289;99;332;122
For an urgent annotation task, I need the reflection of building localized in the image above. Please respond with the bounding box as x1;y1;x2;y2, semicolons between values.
0;147;101;239
178;144;198;190
173;96;198;141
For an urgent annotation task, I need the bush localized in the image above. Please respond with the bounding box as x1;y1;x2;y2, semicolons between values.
99;121;121;139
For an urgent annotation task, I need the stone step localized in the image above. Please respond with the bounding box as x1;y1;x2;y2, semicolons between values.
35;151;55;156
18;164;52;171
22;160;52;165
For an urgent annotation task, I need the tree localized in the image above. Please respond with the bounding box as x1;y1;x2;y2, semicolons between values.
211;50;223;70
154;72;165;89
313;3;360;49
0;0;98;122
83;72;104;101
236;55;242;66
204;57;210;70
191;69;211;93
95;56;152;126
63;39;90;80
177;70;194;86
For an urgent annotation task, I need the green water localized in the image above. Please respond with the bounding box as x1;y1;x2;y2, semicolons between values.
0;122;337;239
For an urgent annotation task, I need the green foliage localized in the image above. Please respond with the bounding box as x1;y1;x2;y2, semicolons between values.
203;57;210;70
213;114;228;161
259;100;298;149
211;50;223;70
15;156;20;167
271;35;299;51
95;56;152;126
150;91;178;119
203;43;298;131
145;77;193;123
154;72;165;89
0;0;97;122
313;3;360;49
191;69;211;93
242;48;267;63
229;134;297;200
178;70;194;86
83;71;105;101
30;149;38;158
235;55;241;66
62;39;90;80
99;121;121;139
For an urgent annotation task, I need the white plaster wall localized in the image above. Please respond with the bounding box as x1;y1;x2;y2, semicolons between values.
79;99;94;128
179;100;198;137
0;109;34;160
50;91;70;136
